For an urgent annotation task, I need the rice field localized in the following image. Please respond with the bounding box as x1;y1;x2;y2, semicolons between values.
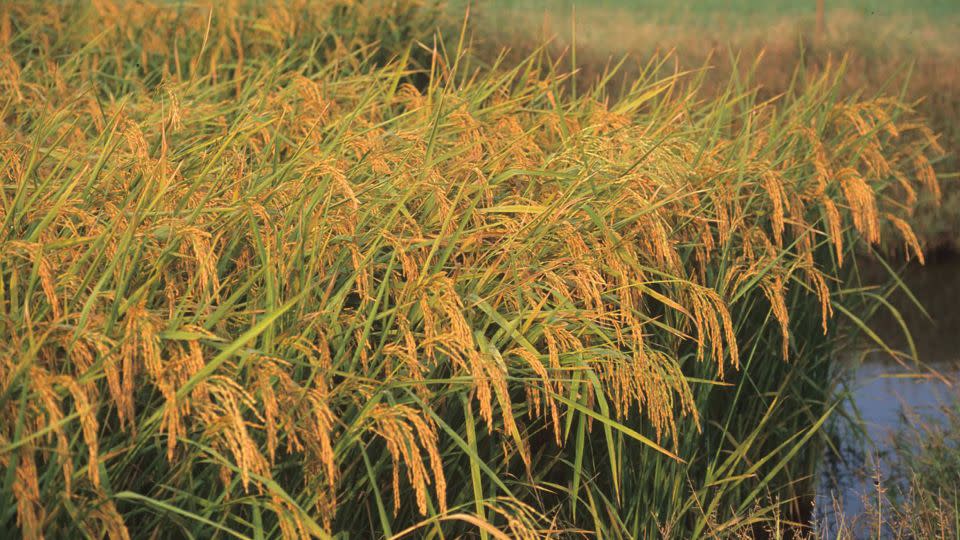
0;1;946;538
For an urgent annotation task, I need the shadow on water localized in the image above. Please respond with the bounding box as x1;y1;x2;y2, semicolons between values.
817;253;960;537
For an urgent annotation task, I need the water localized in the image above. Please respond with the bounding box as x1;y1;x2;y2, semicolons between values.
817;255;960;536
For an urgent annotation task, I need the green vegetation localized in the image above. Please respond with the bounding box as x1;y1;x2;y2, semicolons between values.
885;390;960;538
0;1;946;538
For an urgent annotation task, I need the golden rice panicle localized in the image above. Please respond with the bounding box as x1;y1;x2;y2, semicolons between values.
686;283;740;376
3;243;61;321
288;381;337;512
35;249;60;321
803;258;835;335
271;496;311;540
510;346;562;445
762;274;792;361
383;312;427;385
54;375;101;489
254;357;284;464
0;5;12;45
892;170;919;209
426;275;519;445
370;404;447;516
600;348;696;447
180;226;221;301
310;387;338;487
32;370;73;495
913;152;941;205
480;501;521;538
409;410;448;514
198;376;271;494
787;194;815;258
762;171;787;248
81;493;131;540
13;446;43;540
807;128;834;186
916;124;946;157
118;300;162;431
161;336;212;461
485;496;559;540
886;213;926;264
821;195;845;267
838;167;881;246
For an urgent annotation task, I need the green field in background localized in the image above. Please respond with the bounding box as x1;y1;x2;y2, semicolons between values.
458;0;959;26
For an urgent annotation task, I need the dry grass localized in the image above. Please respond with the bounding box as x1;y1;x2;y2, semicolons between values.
0;1;946;538
817;381;960;539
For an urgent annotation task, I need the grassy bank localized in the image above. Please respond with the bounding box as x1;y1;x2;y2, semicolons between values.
0;1;945;538
463;0;960;254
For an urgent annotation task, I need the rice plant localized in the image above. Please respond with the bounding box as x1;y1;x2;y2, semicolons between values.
0;1;945;538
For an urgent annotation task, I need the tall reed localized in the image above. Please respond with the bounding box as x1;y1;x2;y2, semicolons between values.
0;1;944;537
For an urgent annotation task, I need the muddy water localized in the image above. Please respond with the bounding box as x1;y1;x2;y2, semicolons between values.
817;255;960;536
